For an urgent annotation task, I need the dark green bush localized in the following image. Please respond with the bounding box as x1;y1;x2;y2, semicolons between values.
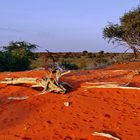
0;41;37;72
61;61;79;70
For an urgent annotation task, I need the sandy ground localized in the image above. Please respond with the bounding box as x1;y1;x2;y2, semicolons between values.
0;62;140;140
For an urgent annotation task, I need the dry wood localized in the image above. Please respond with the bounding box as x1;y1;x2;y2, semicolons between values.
0;78;37;85
83;82;140;90
0;69;71;95
92;132;121;140
8;96;29;100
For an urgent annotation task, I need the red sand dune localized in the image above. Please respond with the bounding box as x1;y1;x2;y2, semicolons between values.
0;62;140;140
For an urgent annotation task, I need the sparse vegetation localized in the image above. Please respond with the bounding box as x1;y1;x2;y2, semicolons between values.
33;52;138;70
61;61;79;70
0;41;139;72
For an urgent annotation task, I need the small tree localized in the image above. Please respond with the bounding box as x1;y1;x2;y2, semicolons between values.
0;41;38;71
103;6;140;58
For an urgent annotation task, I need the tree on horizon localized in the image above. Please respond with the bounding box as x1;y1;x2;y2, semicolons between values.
103;6;140;58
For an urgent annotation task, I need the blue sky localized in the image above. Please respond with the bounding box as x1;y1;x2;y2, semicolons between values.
0;0;139;52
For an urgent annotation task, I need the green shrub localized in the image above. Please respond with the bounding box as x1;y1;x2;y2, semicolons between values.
61;61;79;70
0;41;37;72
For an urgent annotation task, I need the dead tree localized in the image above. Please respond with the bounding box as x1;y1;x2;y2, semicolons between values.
0;69;71;95
0;49;72;100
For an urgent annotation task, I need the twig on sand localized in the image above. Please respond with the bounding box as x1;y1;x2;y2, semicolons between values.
8;96;29;100
92;132;121;140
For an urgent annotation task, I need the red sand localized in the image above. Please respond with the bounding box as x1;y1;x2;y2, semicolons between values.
0;62;140;140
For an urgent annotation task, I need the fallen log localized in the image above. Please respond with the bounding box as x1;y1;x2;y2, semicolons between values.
0;77;37;85
83;82;140;90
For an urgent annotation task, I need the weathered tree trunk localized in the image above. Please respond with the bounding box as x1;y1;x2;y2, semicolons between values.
0;70;71;94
